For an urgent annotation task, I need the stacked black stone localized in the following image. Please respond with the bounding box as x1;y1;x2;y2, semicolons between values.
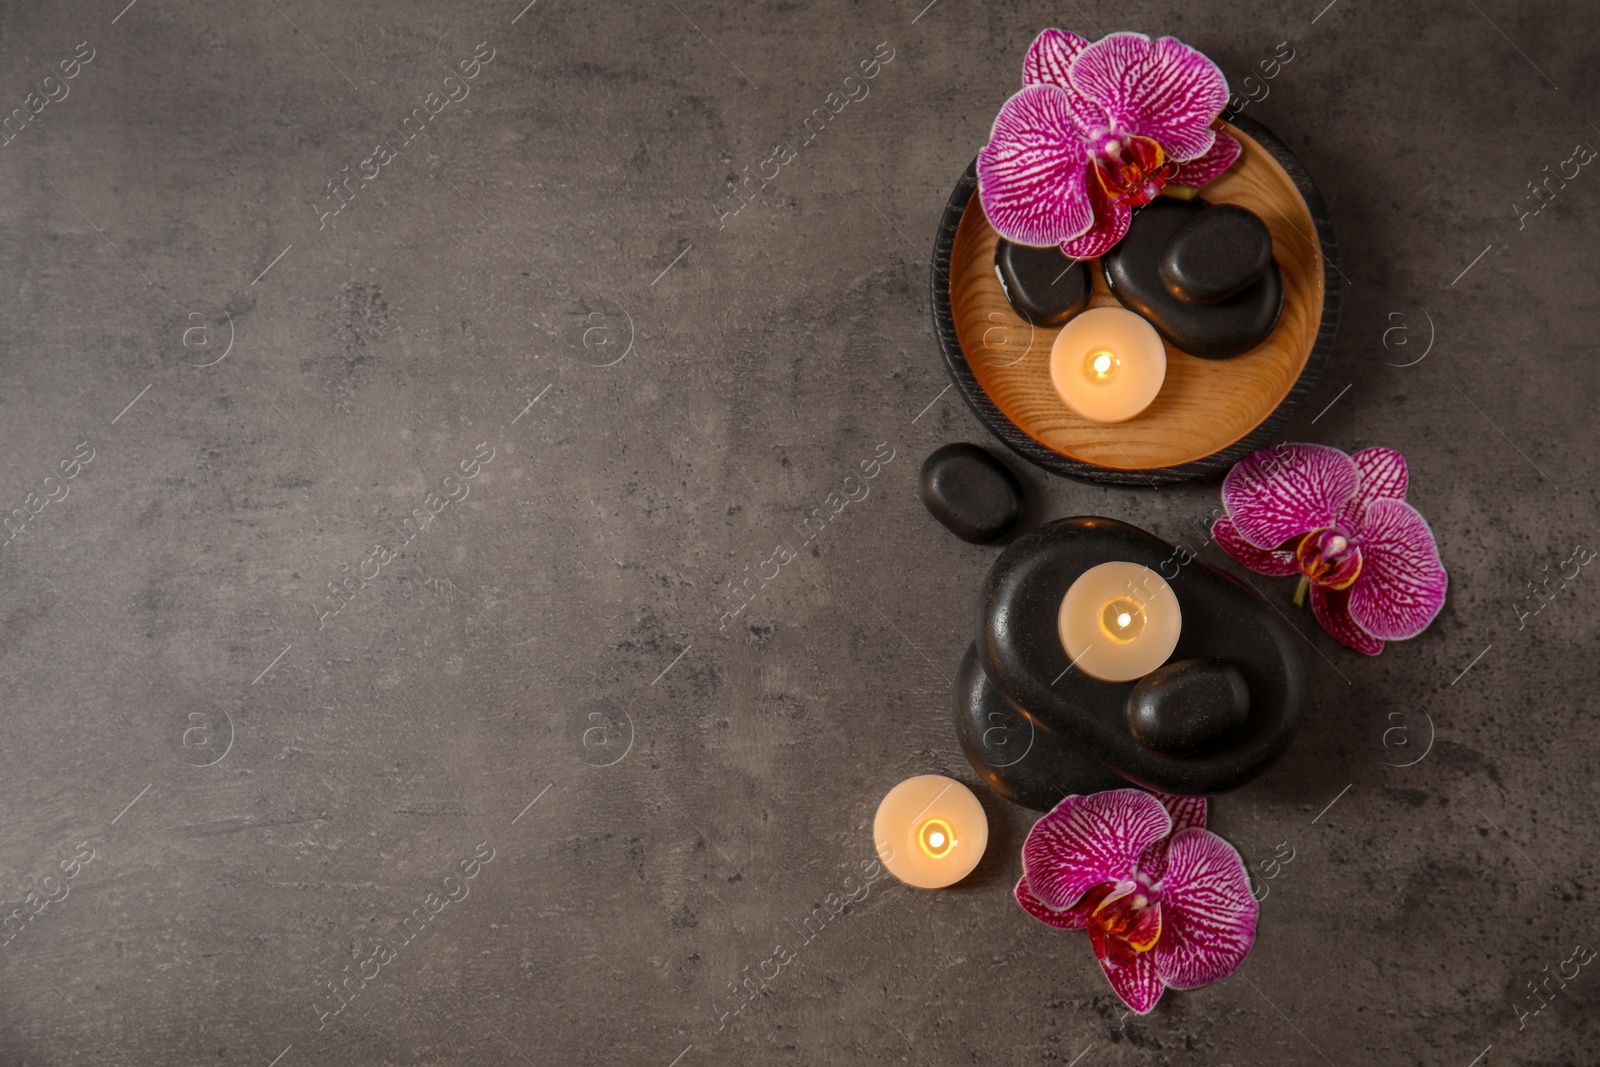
953;517;1305;810
955;644;1127;812
1102;198;1283;360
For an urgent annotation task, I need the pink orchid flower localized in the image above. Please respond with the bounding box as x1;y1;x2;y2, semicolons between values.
1212;443;1449;656
978;29;1241;258
1016;789;1256;1015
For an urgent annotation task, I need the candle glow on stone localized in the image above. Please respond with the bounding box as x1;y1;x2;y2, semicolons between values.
1058;561;1183;683
1049;307;1167;423
874;775;987;889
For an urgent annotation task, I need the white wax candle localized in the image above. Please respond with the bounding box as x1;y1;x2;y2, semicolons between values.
873;775;988;889
1058;561;1182;682
1049;307;1167;423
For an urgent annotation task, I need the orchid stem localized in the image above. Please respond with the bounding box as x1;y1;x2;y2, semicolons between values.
1292;576;1310;608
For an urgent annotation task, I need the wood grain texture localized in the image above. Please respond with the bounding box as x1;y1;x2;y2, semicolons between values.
930;116;1341;484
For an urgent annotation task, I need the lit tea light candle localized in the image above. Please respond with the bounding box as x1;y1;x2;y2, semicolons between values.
1058;561;1182;682
873;774;988;889
1049;306;1167;423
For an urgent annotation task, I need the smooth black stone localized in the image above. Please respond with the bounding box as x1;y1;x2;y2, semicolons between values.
955;644;1129;812
1127;657;1251;756
994;239;1094;327
1159;204;1274;306
1103;198;1283;360
975;517;1305;795
919;443;1023;545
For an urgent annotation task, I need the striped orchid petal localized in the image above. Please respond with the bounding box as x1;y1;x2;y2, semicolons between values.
1311;586;1385;655
1022;28;1106;132
1139;793;1208;882
1059;192;1131;258
1101;948;1166;1014
1156;793;1208;836
978;84;1096;248
1068;32;1229;161
1338;447;1410;531
1222;443;1359;550
1347;498;1448;641
1015;875;1095;930
1153;829;1258;990
1023;27;1087;89
1213;515;1299;576
1021;790;1171;911
1171;130;1242;187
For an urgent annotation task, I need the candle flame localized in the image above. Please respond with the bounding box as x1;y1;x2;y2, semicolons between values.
1100;597;1147;643
918;818;956;859
1084;350;1120;382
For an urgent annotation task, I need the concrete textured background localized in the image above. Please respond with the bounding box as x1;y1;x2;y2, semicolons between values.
1;0;1597;1063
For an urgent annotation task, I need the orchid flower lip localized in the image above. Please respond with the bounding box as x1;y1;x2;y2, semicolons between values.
1294;526;1363;590
1092;878;1141;916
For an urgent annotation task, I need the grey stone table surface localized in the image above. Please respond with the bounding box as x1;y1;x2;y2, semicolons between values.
1;0;1596;1063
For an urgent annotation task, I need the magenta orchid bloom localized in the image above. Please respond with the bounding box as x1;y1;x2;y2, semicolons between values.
1212;443;1449;656
1016;789;1256;1015
978;29;1241;258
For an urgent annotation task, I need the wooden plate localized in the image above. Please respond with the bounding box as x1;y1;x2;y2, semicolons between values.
929;116;1341;485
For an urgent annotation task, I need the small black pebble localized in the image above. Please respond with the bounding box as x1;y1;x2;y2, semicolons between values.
919;442;1023;545
1159;203;1274;306
1126;657;1251;756
994;239;1093;327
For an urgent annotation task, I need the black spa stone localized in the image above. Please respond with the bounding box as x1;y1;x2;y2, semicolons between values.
994;239;1094;327
955;644;1128;812
975;516;1304;795
1159;203;1274;306
919;443;1023;545
1102;198;1283;360
1127;657;1251;756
